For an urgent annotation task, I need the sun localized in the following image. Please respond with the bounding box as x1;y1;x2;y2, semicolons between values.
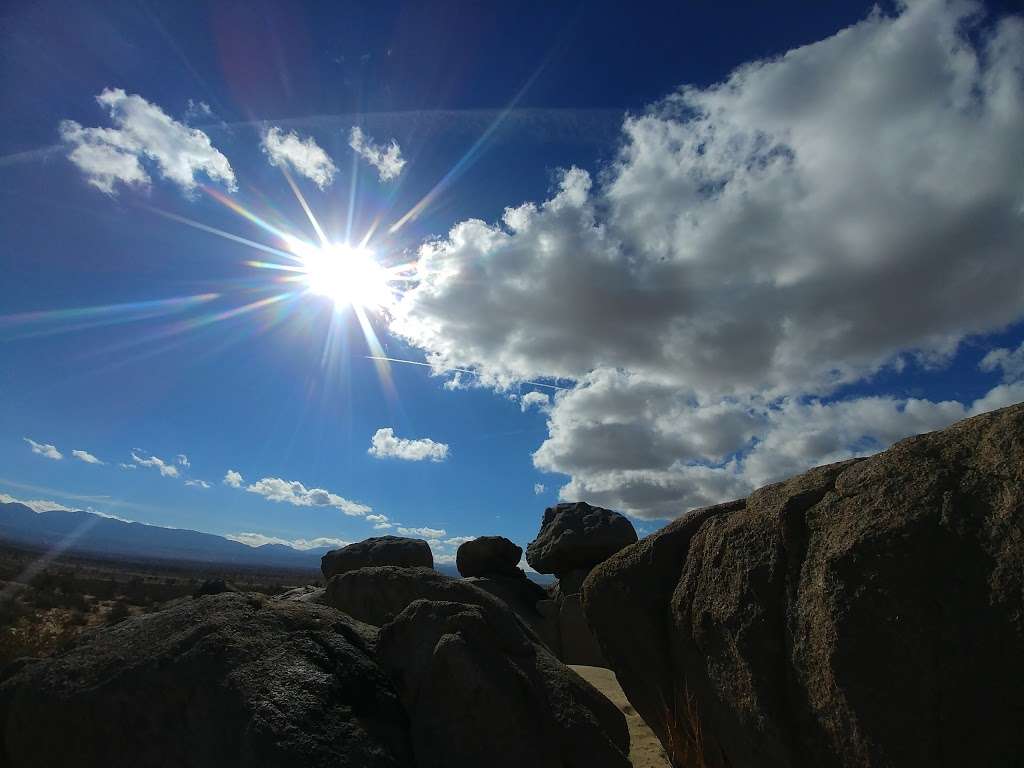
298;243;393;311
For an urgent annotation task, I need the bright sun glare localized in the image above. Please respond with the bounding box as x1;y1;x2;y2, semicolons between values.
298;243;393;311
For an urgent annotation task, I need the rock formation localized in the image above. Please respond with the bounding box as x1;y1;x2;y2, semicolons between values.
584;402;1024;768
378;598;631;768
321;535;433;579
456;535;522;577
0;593;412;767
527;502;638;666
526;502;638;579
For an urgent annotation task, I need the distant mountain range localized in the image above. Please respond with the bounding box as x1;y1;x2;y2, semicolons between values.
0;501;345;572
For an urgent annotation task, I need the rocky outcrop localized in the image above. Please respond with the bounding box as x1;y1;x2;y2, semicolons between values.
526;502;637;578
456;535;522;577
192;577;239;597
0;593;412;767
377;597;630;768
321;536;433;579
584;403;1024;768
324;565;558;650
525;503;637;667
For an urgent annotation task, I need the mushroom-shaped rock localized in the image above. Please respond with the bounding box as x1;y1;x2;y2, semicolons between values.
456;535;522;577
321;535;433;579
0;593;411;768
526;502;637;577
377;597;631;768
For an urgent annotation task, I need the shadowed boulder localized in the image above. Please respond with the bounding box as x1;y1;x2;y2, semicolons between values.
324;566;558;651
377;597;630;768
0;593;412;768
456;535;522;577
321;535;433;579
584;403;1024;768
526;502;637;578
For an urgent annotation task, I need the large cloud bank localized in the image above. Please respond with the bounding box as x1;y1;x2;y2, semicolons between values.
392;1;1024;519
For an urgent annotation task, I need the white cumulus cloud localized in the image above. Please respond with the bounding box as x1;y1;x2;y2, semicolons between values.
262;126;337;189
391;1;1024;519
223;469;244;488
349;126;405;181
24;438;62;460
246;477;370;516
368;428;449;462
366;513;393;530
131;452;179;478
60;87;235;194
71;449;104;465
520;391;550;412
533;483;545;495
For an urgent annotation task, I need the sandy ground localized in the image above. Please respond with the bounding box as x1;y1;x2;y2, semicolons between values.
571;665;671;768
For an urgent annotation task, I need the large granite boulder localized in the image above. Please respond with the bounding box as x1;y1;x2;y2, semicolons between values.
526;502;637;577
584;403;1024;768
0;592;412;767
456;536;522;577
377;597;630;768
324;566;557;652
321;535;433;579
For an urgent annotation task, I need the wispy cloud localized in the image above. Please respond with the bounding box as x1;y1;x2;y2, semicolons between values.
226;532;350;550
184;479;211;489
245;477;370;516
368;428;449;462
223;469;243;488
262;127;337;189
397;526;446;538
118;462;136;470
175;454;190;468
60;87;235;195
366;513;392;530
72;449;104;465
348;126;405;181
131;452;179;478
24;438;62;460
533;483;545;495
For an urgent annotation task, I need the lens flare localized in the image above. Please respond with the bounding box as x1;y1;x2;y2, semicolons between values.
298;243;393;311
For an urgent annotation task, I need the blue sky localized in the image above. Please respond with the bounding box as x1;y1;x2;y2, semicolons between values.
2;0;1023;564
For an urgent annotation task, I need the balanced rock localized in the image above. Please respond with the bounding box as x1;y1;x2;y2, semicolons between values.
321;535;433;579
377;597;630;768
0;593;412;767
526;502;637;577
456;535;522;577
584;403;1024;768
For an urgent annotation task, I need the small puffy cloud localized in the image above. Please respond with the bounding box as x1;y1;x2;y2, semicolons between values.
185;479;211;489
246;477;370;516
349;126;405;181
980;342;1024;384
397;526;447;539
223;469;244;488
24;438;62;460
226;532;350;550
366;513;393;530
368;428;449;462
131;452;179;478
60;87;235;194
0;492;74;513
175;454;190;468
445;535;476;546
520;391;550;412
71;449;104;465
262;127;337;189
533;483;545;495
